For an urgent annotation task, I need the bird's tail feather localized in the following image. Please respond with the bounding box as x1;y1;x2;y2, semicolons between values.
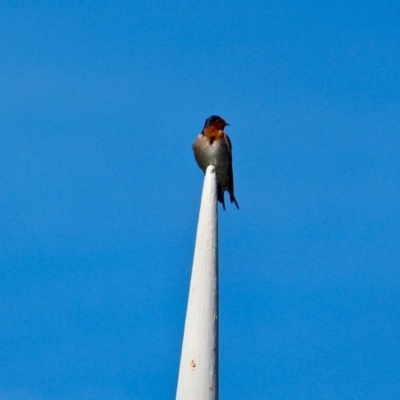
230;193;239;209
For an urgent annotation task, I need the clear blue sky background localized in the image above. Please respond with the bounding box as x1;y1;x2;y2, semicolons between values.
1;1;399;399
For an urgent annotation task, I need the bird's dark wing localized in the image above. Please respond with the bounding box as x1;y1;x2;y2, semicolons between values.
224;133;233;160
225;134;239;209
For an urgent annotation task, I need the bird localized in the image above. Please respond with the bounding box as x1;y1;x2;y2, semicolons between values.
193;115;239;210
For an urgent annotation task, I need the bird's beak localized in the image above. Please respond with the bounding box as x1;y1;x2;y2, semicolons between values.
225;122;230;126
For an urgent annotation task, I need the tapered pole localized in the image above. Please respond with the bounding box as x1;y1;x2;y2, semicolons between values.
176;165;219;400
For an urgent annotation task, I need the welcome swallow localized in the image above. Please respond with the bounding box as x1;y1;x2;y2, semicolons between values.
193;115;239;210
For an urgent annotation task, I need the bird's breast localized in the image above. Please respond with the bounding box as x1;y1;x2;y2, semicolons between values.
193;135;230;174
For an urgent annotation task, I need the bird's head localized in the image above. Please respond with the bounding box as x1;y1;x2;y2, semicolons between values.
203;115;229;130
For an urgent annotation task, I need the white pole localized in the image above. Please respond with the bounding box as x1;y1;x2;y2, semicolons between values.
176;165;219;400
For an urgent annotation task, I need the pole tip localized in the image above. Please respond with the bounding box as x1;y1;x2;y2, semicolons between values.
205;165;216;175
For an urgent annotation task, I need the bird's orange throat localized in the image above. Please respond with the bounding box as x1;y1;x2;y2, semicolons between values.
203;127;225;144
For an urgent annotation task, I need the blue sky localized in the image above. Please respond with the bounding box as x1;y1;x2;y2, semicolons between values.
1;1;400;399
